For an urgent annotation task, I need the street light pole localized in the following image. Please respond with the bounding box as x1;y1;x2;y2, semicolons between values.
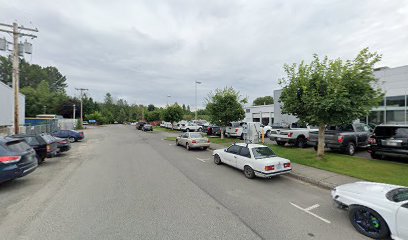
195;81;202;120
73;104;76;120
167;95;171;106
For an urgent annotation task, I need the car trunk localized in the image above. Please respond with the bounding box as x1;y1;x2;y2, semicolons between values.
374;126;408;149
6;140;37;169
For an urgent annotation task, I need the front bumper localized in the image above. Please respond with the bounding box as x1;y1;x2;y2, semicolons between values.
254;168;292;178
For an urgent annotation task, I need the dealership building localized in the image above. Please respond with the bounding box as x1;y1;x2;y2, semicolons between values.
246;65;408;126
0;81;25;127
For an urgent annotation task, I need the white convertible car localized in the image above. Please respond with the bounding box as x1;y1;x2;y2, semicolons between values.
212;143;292;179
332;181;408;240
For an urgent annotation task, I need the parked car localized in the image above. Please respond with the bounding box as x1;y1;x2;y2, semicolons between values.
176;132;210;150
261;125;285;137
135;122;147;130
212;143;292;179
82;121;89;125
0;137;38;183
180;122;202;132
52;130;84;143
308;123;371;155
225;122;246;139
142;124;153;131
368;125;408;159
270;124;318;148
40;134;59;158
8;134;49;164
53;136;71;153
332;181;408;240
207;125;222;136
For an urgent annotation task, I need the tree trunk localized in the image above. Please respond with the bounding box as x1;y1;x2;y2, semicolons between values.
317;123;325;158
221;129;224;139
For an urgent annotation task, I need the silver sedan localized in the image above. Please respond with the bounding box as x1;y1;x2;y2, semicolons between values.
176;132;210;150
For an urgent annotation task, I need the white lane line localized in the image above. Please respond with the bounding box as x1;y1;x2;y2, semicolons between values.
305;204;320;211
289;202;331;224
169;144;174;146
196;157;209;163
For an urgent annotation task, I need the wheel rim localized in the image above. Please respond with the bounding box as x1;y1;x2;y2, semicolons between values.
354;209;381;234
349;145;355;155
214;155;220;163
69;137;75;143
244;167;252;177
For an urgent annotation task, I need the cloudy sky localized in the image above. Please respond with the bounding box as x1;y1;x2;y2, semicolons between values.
1;0;407;108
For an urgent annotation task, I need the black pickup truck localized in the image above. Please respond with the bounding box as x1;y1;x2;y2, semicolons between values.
308;123;372;155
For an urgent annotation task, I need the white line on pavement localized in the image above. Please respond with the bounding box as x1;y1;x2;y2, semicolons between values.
196;157;209;163
289;202;331;224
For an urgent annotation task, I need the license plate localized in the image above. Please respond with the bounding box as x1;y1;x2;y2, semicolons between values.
276;163;283;170
277;138;281;141
385;141;399;146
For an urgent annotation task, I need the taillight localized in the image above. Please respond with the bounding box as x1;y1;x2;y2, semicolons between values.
47;144;51;152
284;162;291;168
207;140;210;143
0;156;21;164
337;135;344;144
368;137;376;145
288;132;293;138
265;165;275;171
235;128;239;132
192;140;197;144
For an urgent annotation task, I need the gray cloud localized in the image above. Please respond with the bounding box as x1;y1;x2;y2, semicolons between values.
1;0;407;108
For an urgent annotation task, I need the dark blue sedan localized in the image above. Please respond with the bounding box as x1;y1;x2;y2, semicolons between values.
52;130;84;143
0;137;38;184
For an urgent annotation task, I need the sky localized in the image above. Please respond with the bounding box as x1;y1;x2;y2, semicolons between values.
0;0;407;108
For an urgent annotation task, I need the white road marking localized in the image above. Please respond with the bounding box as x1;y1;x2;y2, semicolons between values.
289;202;331;224
169;144;174;146
196;157;209;163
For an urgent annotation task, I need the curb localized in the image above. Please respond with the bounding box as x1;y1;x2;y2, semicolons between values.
286;172;335;190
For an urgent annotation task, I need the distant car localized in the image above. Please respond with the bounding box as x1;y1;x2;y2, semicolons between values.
142;124;153;131
0;137;38;183
176;132;210;150
40;134;59;158
207;125;222;136
180;123;202;132
136;122;147;130
53;136;71;153
52;130;84;143
368;125;408;159
8;134;49;164
82;121;89;125
212;143;292;179
332;181;408;240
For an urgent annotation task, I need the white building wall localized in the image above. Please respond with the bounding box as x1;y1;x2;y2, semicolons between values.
244;104;274;125
0;81;25;126
273;89;298;126
374;65;408;97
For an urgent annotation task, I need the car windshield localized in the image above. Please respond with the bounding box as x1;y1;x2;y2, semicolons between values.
386;188;408;202
190;133;203;138
251;147;276;159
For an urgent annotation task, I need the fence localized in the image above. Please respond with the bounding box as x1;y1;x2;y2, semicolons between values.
0;122;59;136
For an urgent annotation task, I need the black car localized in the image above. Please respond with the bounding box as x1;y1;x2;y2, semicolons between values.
142;124;153;131
368;125;408;159
0;137;38;183
136;122;147;130
8;134;50;164
53;136;71;153
207;125;222;136
52;130;84;143
39;134;59;158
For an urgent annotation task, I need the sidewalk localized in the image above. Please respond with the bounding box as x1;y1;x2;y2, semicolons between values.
158;131;360;190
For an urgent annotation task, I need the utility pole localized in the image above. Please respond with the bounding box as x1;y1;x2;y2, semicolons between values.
0;22;38;134
195;81;202;120
43;105;47;114
73;104;76;120
167;95;171;106
75;88;88;126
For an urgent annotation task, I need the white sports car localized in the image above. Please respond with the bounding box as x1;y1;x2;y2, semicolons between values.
332;182;408;240
212;143;292;179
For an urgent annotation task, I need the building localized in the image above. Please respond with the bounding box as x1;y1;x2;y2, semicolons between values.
366;65;408;125
0;81;25;127
273;65;408;126
244;104;274;126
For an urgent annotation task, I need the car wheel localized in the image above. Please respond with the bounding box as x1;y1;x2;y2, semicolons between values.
346;142;356;156
244;166;255;179
68;137;75;143
176;140;179;146
296;137;307;148
186;143;191;151
276;141;286;146
370;152;381;159
214;154;222;165
348;205;390;239
203;147;208;150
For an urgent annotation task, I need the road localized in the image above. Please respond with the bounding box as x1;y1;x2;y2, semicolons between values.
0;125;369;240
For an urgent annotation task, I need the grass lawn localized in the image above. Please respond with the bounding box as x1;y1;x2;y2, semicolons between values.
153;126;180;133
165;137;177;141
266;144;408;187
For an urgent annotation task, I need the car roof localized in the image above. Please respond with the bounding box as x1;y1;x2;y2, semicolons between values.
233;143;267;148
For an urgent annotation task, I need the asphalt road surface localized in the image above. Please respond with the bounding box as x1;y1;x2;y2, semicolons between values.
0;125;369;240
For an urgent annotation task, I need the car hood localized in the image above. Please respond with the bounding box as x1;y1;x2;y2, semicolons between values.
336;181;399;199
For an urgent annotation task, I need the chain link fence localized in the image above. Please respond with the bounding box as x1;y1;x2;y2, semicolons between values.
0;121;59;137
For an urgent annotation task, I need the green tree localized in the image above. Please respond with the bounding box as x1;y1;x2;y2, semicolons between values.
146;109;162;122
162;104;184;126
279;48;383;157
86;111;107;124
206;87;247;138
253;96;274;106
147;104;156;112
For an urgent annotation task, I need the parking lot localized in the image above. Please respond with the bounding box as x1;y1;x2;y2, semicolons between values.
0;125;371;240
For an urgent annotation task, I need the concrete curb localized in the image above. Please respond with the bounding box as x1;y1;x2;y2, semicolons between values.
286;172;335;190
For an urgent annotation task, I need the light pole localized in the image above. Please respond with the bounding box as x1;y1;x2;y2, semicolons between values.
73;104;76;120
195;81;202;120
167;95;171;106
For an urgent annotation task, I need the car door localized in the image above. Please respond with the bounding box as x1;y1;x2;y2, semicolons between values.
181;133;189;146
236;146;251;170
222;145;241;166
397;202;408;239
354;124;369;147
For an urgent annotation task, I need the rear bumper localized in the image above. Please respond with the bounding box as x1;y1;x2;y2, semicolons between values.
47;150;59;158
190;143;211;148
369;146;408;156
254;168;292;178
0;161;38;183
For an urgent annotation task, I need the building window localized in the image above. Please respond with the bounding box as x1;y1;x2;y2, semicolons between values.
368;111;384;125
386;110;406;124
246;109;250;113
386;96;406;107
